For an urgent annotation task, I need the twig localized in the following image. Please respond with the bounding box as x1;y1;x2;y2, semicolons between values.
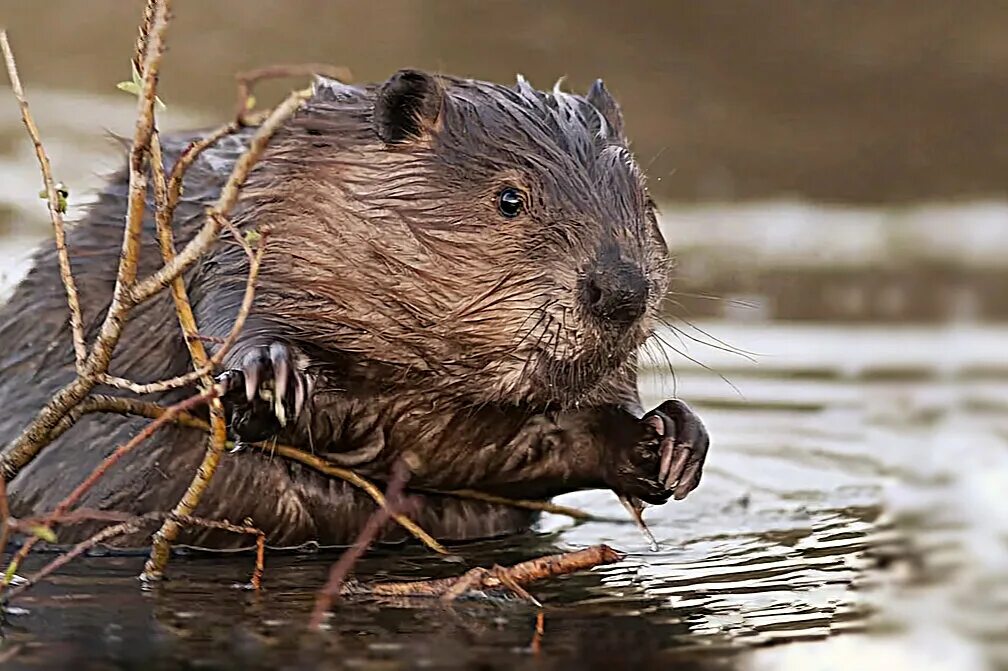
7;520;142;599
234;63;351;123
141;401;227;580
58;395;450;555
308;461;411;629
141;88;306;581
61;396;597;551
128;87;308;307
0;31;87;369
161;512;264;590
530;610;545;654
99;238;263;396
258;444;450;555
430;488;597;521
0;0;172;483
355;545;624;600
4;511;264;600
0;387;218;585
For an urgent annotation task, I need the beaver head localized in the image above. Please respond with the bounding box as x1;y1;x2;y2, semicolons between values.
235;69;670;407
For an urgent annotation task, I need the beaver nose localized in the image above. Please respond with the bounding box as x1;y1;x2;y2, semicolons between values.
582;260;649;326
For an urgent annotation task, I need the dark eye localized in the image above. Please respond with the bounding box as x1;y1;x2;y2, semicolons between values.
497;187;524;218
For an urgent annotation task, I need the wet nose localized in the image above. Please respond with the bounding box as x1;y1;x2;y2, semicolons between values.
582;260;649;326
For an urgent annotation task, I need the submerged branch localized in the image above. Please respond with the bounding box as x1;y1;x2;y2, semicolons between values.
308;461;412;629
3;510;264;600
351;545;624;600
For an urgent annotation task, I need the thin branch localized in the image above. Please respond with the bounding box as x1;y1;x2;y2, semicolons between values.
0;31;87;369
234;63;351;123
0;0;172;483
4;510;264;600
62;396;597;549
429;488;597;521
167;122;239;204
98;238;262;397
530;610;545;654
129;87;308;306
158;512;264;590
98;239;264;396
142;401;227;580
63;397;452;553
141;87;302;583
6;520;142;599
1;387;219;585
308;461;412;629
355;545;624;599
618;494;659;551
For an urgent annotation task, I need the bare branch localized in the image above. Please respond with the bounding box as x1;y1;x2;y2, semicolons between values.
308;461;412;629
64;395;600;547
142;401;227;580
4;510;264;600
66;396;452;554
0;31;87;369
141;86;302;584
430;488;597;521
234;63;351;123
355;545;625;599
1;386;219;582
129;88;308;306
0;0;173;483
7;520;142;599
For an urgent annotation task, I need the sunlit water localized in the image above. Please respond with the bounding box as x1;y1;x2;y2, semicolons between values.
0;91;1006;670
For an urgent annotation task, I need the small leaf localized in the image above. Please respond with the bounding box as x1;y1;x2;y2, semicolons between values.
116;61;167;110
245;94;256;111
116;81;141;96
38;182;69;214
28;525;58;544
3;561;19;585
244;229;262;246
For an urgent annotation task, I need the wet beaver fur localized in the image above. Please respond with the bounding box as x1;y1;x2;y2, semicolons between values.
0;70;709;549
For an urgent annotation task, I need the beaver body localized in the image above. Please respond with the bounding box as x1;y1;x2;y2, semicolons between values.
0;71;709;549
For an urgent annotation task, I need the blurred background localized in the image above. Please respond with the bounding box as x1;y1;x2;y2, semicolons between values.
0;2;1006;670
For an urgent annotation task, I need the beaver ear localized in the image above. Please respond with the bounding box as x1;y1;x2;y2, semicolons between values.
586;79;625;140
373;69;444;144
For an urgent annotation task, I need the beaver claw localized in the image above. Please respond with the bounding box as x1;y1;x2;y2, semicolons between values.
609;399;710;505
216;342;314;442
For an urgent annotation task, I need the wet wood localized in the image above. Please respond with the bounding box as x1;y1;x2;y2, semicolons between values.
352;545;624;601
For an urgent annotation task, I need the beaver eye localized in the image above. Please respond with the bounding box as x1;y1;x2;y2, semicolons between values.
497;187;524;218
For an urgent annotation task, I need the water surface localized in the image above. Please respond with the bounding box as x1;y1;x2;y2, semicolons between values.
0;89;1005;671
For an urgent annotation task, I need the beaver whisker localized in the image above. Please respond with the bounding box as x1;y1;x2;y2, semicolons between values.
510;299;557;353
656;312;758;362
650;328;743;398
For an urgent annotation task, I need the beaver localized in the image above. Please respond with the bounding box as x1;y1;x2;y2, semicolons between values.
0;70;709;549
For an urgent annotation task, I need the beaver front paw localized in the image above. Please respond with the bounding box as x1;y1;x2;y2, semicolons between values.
216;342;315;443
607;399;710;504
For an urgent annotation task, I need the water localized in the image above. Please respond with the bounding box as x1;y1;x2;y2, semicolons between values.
0;321;1004;669
1;91;1006;668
